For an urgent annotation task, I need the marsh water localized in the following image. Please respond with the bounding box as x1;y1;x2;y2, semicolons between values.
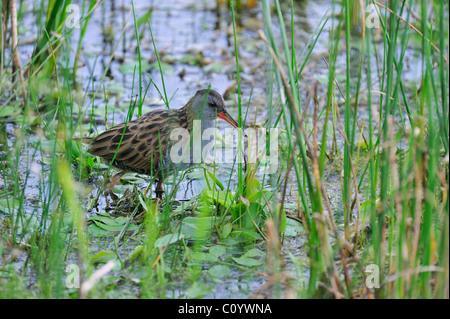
1;0;424;298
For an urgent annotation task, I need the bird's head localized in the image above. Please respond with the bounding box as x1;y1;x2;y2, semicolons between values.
190;89;242;132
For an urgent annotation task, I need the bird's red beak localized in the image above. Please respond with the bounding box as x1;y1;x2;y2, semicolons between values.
218;110;247;138
218;110;239;129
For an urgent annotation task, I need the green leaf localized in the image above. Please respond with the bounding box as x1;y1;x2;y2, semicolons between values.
232;248;265;267
113;184;134;194
118;60;151;74
206;170;225;190
243;248;265;258
185;282;211;298
221;223;233;238
203;190;234;209
359;139;368;151
93;220;136;232
203;62;225;73
85;156;95;168
246;177;261;198
190;252;218;263
273;206;287;234
209;245;226;258
232;256;263;267
0;105;20;118
32;139;66;154
180;216;212;239
248;189;274;206
148;61;175;75
125;245;143;262
284;218;305;237
154;232;184;249
0;198;20;215
208;265;230;278
88;223;114;237
219;238;239;246
178;52;204;66
136;11;152;28
187;170;205;180
92;251;117;264
231;229;262;240
87;213;139;237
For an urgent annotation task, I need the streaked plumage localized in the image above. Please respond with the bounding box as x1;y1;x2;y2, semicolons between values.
88;89;240;197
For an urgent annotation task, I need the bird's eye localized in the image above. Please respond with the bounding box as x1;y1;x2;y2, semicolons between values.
209;102;217;107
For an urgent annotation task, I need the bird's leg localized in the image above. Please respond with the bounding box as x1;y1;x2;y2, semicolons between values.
155;180;164;199
105;171;125;197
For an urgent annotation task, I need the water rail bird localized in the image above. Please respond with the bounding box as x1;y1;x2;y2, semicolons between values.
87;89;243;197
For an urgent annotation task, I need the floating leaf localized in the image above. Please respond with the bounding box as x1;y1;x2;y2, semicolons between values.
232;256;263;267
0;198;20;215
203;62;225;73
191;252;218;263
121;173;147;184
154;232;184;249
208;265;230;278
88;223;114;237
220;238;239;246
106;81;126;95
148;61;175;75
88;213;139;237
231;228;262;240
243;248;265;258
284;218;305;237
177;52;204;66
187;169;204;180
185;281;211;298
118;60;151;74
209;245;226;258
180;216;212;239
232;248;265;267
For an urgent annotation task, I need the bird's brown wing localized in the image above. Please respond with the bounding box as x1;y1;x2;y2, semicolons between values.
89;109;179;175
